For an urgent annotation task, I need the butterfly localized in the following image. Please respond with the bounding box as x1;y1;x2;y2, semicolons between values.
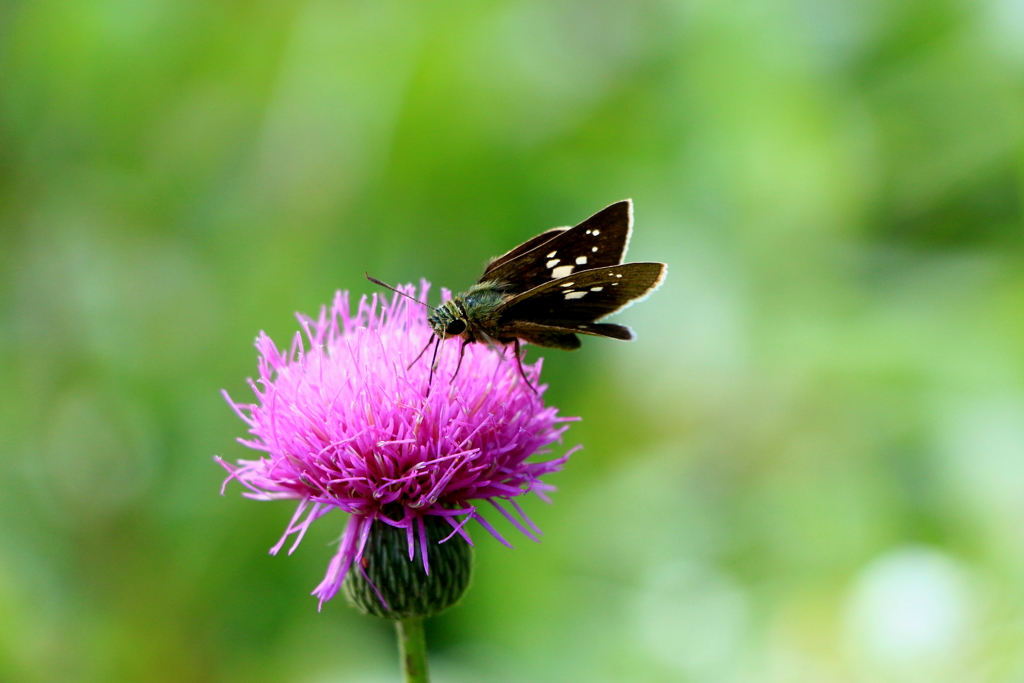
368;199;666;390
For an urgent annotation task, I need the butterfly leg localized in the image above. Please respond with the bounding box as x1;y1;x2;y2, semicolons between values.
407;335;435;370
512;338;537;395
478;330;505;358
450;338;467;383
425;336;442;395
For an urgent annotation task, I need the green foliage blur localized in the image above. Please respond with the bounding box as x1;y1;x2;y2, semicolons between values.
2;1;1024;681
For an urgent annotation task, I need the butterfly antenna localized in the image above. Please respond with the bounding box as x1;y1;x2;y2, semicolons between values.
365;273;437;311
512;338;537;395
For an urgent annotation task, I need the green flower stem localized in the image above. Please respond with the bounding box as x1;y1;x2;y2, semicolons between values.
396;617;430;683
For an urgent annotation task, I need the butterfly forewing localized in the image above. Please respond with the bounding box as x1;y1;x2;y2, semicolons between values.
480;200;633;294
497;262;666;328
481;227;568;278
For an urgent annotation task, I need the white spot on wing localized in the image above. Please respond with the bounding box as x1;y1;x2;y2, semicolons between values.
547;250;557;258
564;291;587;299
546;259;560;268
552;265;574;278
591;246;598;252
585;230;592;235
560;281;575;288
590;286;603;291
612;282;619;286
616;273;622;278
592;229;600;236
575;256;587;265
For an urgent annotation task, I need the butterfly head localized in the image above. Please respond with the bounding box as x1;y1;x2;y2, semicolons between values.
428;300;469;340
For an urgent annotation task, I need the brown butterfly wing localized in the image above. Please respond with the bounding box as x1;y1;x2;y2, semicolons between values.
479;200;634;295
496;262;666;330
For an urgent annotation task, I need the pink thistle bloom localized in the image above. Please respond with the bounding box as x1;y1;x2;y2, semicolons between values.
217;282;578;608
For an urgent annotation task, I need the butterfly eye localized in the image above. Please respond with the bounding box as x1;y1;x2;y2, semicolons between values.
445;319;467;336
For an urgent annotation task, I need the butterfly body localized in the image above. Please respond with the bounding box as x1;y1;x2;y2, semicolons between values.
427;283;507;344
426;200;666;353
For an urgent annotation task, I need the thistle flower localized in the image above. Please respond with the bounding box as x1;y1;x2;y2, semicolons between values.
217;282;577;611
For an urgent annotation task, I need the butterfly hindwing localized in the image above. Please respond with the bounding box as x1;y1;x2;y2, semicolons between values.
503;321;634;348
499;322;583;350
496;262;666;329
479;200;633;294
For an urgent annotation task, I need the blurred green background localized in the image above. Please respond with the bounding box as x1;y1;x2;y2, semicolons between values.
3;0;1024;681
